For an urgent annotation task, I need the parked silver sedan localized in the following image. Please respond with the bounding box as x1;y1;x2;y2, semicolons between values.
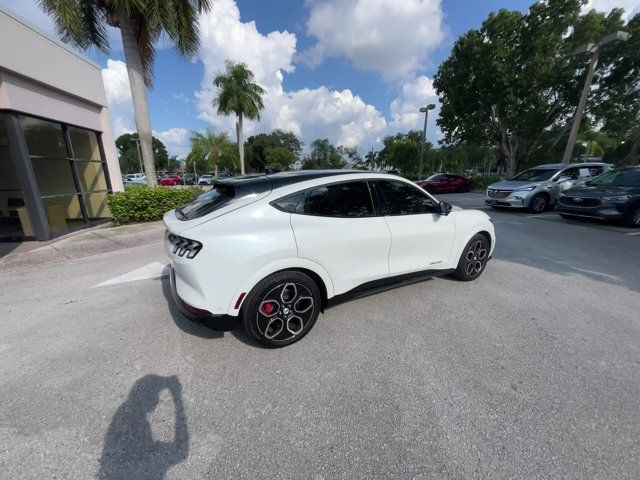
484;162;613;213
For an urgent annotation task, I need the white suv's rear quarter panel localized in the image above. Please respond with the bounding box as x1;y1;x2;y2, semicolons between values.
167;202;297;315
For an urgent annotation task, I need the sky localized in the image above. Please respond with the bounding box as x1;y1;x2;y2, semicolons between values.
1;0;639;158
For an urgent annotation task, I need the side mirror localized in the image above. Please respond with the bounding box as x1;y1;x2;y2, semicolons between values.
584;180;592;186
438;201;452;216
556;175;571;183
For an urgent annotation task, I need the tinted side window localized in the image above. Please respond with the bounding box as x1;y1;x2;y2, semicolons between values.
378;180;436;215
303;181;374;217
272;191;304;213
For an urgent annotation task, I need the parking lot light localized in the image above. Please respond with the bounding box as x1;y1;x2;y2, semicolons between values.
418;104;436;180
561;30;629;165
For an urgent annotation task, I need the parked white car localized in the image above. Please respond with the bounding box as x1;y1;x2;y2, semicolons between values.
198;174;214;185
164;171;495;347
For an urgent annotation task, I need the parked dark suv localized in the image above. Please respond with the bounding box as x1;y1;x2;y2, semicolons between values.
556;166;640;227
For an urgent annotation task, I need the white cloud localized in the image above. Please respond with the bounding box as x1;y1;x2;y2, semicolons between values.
101;61;190;157
99;0;444;158
154;128;191;158
389;75;441;141
303;0;445;80
195;0;398;150
101;59;135;144
102;59;131;104
583;0;640;19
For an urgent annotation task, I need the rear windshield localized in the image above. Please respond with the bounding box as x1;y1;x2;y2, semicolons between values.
175;184;235;220
590;169;640;187
511;168;559;181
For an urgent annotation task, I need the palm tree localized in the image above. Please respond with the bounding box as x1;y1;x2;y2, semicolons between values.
212;61;266;175
38;0;212;187
189;129;235;177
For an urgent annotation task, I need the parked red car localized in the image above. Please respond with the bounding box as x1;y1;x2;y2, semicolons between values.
416;173;473;194
161;174;182;186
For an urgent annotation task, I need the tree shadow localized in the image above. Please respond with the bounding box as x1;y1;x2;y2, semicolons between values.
97;375;189;480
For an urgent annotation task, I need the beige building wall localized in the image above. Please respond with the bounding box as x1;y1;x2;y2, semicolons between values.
0;7;123;192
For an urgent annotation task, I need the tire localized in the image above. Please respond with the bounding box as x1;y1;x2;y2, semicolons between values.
527;193;548;214
241;271;321;347
451;234;490;281
625;204;640;228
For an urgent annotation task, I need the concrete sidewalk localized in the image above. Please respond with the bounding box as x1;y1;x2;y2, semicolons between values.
0;221;165;271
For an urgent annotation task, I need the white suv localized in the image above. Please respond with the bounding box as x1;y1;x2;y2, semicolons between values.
164;171;495;347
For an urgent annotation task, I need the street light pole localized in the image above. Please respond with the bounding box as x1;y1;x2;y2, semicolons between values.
561;45;600;164
418;104;436;180
561;30;629;164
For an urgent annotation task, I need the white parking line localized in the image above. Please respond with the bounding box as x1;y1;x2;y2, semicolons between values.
93;262;170;288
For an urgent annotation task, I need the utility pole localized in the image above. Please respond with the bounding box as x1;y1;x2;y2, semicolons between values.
418;104;436;179
562;31;629;164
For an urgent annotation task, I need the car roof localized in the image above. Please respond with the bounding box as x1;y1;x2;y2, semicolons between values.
215;170;395;194
533;162;610;169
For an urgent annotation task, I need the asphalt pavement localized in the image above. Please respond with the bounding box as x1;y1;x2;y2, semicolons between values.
1;193;639;479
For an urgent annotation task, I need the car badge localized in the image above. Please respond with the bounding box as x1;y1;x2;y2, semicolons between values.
574;197;583;203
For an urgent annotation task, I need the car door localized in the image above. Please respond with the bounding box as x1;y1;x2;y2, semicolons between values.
376;179;456;275
290;180;391;294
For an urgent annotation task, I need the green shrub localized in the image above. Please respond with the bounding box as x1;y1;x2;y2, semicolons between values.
472;174;502;191
107;186;202;226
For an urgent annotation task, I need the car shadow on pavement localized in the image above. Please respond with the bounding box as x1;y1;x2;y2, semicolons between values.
97;375;189;480
160;277;223;339
159;277;266;348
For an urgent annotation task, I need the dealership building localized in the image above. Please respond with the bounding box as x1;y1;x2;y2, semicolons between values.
0;6;123;242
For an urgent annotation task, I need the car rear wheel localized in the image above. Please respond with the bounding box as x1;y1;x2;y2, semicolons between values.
528;193;548;213
242;271;321;347
451;234;490;281
626;205;640;228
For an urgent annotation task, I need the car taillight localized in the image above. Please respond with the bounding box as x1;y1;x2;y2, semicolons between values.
167;232;202;259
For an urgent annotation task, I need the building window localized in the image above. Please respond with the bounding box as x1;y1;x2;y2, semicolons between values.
0;115;28;241
18;114;112;236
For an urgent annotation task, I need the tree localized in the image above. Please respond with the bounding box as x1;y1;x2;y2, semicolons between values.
301;139;347;169
39;0;212;187
433;0;638;176
115;133;169;174
212;61;266;175
187;130;237;176
377;131;422;176
265;147;296;171
245;130;303;171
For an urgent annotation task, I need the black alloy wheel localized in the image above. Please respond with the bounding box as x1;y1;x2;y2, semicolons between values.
528;193;548;214
452;234;490;281
627;205;640;228
242;271;321;347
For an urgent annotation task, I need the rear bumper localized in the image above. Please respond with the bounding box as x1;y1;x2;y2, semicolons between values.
169;266;239;331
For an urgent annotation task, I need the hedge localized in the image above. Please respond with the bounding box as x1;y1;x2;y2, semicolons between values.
107;186;203;226
471;174;502;191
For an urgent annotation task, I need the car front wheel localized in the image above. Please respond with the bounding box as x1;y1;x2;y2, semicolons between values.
452;234;490;281
528;193;548;213
626;205;640;228
242;271;321;347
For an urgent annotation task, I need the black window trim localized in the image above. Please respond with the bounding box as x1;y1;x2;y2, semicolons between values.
374;179;439;216
270;178;380;218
